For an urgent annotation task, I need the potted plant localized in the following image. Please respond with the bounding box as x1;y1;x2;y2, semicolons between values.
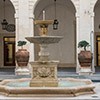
78;40;92;67
15;41;29;67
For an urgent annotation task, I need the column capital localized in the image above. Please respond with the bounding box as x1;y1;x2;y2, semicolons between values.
75;12;80;18
29;14;34;19
91;12;95;17
14;13;19;19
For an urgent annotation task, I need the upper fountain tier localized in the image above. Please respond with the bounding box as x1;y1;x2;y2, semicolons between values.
25;36;63;44
26;20;63;44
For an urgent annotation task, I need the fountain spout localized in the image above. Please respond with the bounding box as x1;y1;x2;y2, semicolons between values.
35;20;53;36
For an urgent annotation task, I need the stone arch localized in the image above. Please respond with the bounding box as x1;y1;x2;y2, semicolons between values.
33;0;76;14
94;0;100;32
0;0;16;32
93;0;99;11
10;0;18;12
93;0;100;68
9;0;15;12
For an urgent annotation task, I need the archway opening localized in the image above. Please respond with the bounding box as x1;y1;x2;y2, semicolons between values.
0;0;16;68
94;0;100;73
34;0;76;67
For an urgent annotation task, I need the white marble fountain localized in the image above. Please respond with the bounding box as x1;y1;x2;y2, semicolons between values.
0;19;95;97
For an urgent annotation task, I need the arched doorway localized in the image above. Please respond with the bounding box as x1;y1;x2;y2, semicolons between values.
0;0;16;68
34;0;76;67
94;0;100;72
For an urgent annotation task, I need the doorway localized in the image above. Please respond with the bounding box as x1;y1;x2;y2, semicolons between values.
4;36;15;66
96;36;100;66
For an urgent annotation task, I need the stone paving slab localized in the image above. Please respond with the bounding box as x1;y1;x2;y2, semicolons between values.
0;72;100;82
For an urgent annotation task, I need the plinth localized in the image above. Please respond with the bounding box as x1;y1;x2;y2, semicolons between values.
30;61;59;87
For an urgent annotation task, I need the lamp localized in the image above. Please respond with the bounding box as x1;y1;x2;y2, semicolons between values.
53;0;59;30
99;24;100;29
1;0;8;30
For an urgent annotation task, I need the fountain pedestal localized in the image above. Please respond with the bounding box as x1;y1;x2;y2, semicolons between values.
30;61;58;87
38;44;50;61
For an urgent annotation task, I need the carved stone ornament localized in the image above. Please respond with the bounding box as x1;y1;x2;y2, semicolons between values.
32;67;54;78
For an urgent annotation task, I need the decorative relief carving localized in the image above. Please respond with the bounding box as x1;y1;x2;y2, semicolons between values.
37;67;51;78
32;66;55;78
32;67;37;78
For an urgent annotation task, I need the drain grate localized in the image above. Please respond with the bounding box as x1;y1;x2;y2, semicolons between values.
91;95;99;98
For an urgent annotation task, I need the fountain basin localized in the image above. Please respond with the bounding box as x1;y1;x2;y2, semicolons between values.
25;36;63;44
0;78;95;97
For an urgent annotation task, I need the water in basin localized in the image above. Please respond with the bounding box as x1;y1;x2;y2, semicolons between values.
5;79;86;87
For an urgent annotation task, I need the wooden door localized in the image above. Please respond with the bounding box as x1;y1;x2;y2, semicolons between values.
4;37;15;66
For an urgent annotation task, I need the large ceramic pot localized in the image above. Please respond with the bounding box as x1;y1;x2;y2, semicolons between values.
78;51;92;67
16;49;29;66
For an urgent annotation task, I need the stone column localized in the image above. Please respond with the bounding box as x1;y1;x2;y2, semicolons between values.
29;13;34;62
90;12;95;73
15;0;31;75
78;0;92;75
76;12;80;73
15;11;19;51
15;10;29;75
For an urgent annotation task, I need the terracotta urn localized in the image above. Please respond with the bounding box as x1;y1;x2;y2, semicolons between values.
78;51;92;67
16;49;29;66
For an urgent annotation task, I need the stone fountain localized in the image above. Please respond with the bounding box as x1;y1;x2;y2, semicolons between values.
0;19;95;97
26;20;62;87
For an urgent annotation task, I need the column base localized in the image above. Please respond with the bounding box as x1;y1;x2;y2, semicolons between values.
15;66;30;75
79;67;92;75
